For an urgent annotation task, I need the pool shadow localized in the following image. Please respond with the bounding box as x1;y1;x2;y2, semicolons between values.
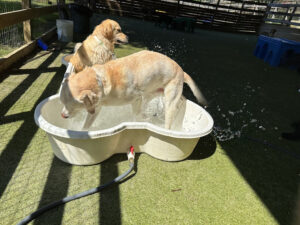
187;134;216;160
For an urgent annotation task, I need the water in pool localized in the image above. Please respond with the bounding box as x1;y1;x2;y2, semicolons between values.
59;96;204;132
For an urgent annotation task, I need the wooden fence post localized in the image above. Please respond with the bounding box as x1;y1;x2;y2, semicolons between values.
212;0;221;25
288;6;297;27
237;2;245;25
57;0;65;6
89;0;96;10
176;0;180;16
22;0;31;43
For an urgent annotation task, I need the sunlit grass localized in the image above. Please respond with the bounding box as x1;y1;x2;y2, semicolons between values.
0;74;28;102
0;44;19;57
0;14;299;225
5;71;58;116
115;43;147;58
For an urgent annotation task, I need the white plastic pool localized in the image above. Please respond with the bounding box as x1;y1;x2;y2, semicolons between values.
34;60;214;165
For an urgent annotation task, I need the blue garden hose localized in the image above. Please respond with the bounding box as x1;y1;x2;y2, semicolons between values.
17;149;135;225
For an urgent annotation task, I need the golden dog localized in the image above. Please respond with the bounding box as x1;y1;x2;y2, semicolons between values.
60;50;207;129
65;19;128;72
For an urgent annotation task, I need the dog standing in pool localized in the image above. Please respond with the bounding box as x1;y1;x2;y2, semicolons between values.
60;50;207;129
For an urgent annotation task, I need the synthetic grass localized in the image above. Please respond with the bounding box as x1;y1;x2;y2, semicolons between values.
0;15;299;225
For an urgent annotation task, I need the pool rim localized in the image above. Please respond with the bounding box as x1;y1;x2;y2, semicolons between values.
34;94;214;140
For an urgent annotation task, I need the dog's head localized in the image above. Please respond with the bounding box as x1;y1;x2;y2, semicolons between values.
60;69;101;119
93;19;128;45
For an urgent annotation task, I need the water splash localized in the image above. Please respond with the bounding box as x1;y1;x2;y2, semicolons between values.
151;38;188;62
212;84;266;142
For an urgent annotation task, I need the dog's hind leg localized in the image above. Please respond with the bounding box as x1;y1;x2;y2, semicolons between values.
164;78;183;129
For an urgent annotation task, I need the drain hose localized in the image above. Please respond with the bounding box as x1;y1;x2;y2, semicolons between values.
17;152;135;225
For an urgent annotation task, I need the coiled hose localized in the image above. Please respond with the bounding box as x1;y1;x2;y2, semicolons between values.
17;149;135;225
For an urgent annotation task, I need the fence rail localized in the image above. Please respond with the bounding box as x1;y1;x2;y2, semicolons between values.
264;3;300;28
0;0;69;72
0;6;58;30
93;0;269;33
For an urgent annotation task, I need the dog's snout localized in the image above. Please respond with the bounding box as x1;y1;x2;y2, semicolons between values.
61;112;69;119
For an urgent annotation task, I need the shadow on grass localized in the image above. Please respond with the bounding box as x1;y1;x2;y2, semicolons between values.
97;135;214;225
187;135;216;160
0;49;62;117
33;158;72;225
0;50;64;199
99;154;126;225
94;14;300;224
2;13;299;224
219;139;299;225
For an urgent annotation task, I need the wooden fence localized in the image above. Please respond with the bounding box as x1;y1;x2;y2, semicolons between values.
0;1;65;42
91;0;269;33
264;3;300;28
0;0;68;73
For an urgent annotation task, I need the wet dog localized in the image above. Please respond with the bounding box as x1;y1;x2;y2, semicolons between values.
64;19;128;72
60;50;207;129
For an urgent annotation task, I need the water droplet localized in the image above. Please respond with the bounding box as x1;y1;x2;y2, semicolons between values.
259;125;266;131
228;111;234;116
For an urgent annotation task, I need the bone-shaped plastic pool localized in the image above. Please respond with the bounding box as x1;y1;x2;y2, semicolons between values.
34;59;214;165
34;94;213;165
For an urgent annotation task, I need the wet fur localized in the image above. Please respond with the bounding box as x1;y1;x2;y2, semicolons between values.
60;50;207;129
66;19;128;72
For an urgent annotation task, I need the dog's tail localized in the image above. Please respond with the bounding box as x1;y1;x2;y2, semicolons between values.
184;72;208;106
74;42;82;52
61;54;73;67
62;42;82;64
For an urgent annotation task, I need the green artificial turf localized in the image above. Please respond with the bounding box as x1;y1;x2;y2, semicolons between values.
0;14;300;225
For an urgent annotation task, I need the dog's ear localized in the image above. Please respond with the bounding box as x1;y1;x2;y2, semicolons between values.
79;90;98;114
102;22;113;40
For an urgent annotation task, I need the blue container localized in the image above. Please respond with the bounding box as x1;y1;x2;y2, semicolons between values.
254;35;300;67
37;39;48;50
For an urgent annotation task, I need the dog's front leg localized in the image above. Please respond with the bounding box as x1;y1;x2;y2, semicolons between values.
82;106;102;130
131;97;143;121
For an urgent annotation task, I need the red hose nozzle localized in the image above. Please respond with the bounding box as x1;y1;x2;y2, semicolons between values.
130;146;134;154
128;146;135;163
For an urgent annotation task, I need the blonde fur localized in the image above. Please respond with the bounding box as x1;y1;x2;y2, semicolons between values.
184;72;207;106
60;50;207;129
69;19;128;72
